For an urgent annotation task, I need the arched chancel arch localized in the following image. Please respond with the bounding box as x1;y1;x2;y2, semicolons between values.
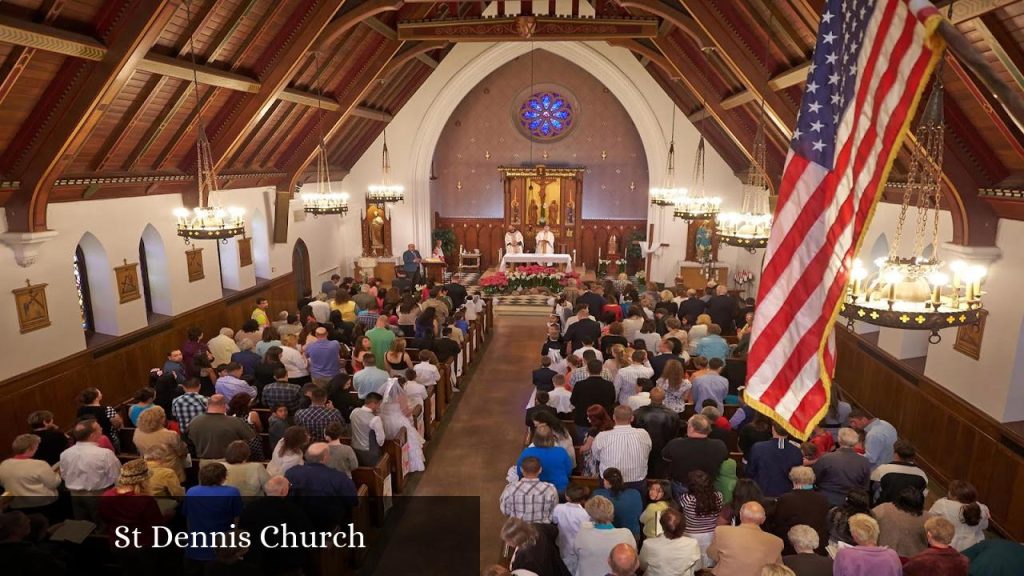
408;42;669;248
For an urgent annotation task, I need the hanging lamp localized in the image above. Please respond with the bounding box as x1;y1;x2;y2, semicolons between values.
301;51;349;216
173;0;244;244
366;129;405;205
674;49;722;220
650;106;687;207
840;54;985;343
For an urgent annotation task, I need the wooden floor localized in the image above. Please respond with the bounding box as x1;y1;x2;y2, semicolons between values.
413;315;540;569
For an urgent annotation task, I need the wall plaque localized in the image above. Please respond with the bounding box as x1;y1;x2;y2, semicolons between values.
114;259;141;303
238;237;253;268
12;280;50;333
954;309;987;360
186;248;205;282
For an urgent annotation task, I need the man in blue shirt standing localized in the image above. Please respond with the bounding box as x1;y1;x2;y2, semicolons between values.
691;357;729;411
849;409;898;470
304;327;341;388
694;324;730;361
402;243;422;284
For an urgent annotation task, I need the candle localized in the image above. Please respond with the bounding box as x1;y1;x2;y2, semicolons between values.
932;285;941;306
966;282;975;302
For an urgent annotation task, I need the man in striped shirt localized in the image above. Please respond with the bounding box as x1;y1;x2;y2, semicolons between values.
499;456;558;523
590;405;652;491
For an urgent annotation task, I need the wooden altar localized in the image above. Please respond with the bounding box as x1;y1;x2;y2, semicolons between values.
500;165;585;257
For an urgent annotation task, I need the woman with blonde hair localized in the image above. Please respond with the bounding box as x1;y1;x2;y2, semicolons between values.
833;514;901;576
385;337;414;376
687;314;712;355
603;344;630;383
142;444;185;498
278;333;310;384
760;564;796;576
133;405;188;481
657;359;691;413
573;495;637;576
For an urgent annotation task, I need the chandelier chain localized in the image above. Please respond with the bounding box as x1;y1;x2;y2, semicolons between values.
184;0;216;206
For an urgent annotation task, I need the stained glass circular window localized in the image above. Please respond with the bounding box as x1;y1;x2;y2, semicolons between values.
517;90;576;141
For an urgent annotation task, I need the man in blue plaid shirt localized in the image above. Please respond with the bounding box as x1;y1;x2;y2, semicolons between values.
171;378;208;432
294;387;344;442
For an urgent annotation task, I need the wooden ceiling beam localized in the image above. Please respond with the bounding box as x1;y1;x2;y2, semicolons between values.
947;52;1024;161
318;0;403;46
204;0;350;173
380;41;447;80
972;14;1024;139
946;0;1018;24
349;106;394;122
607;38;679;81
687;61;810;121
149;0;292;172
362;16;399;40
675;0;796;138
0;0;67;108
615;0;711;47
4;0;179;233
651;33;757;168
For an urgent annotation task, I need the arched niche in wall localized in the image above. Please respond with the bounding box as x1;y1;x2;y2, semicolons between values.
75;232;117;336
139;224;172;316
292;238;311;299
251;208;272;280
869;233;889;265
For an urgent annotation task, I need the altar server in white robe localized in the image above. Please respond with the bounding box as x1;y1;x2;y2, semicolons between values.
505;226;524;255
535;225;555;255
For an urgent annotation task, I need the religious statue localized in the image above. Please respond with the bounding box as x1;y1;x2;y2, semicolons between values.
369;206;386;255
527;199;539;226
695;224;713;262
608;233;618;256
548;199;559;225
536;225;555;256
566;200;575;225
510;197;521;225
505;226;524;255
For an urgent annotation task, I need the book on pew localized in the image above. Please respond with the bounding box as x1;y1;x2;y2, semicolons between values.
50;520;96;544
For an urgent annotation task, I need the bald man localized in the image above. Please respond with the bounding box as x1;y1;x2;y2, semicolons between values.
239;475;315;569
608;543;640;576
284;443;358;529
707;501;784;576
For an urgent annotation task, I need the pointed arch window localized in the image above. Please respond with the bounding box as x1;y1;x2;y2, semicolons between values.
73;245;95;333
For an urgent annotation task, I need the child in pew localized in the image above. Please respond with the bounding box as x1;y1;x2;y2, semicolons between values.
552;483;591;574
640;480;674;539
267;404;289;452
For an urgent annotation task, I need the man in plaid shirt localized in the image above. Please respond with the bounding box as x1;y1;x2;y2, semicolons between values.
294;387;344;442
171;378;208;432
500;456;558;523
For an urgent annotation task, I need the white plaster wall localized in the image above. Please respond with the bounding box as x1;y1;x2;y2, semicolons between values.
0;186;360;382
339;40;744;284
855;202;1024;423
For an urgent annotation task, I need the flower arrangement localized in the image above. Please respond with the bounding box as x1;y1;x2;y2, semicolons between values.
734;269;755;286
635;270;646;287
597;258;628;277
479;266;580;295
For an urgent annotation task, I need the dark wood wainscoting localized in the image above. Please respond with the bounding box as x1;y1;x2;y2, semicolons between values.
0;274;298;457
435;215;647;271
835;327;1024;540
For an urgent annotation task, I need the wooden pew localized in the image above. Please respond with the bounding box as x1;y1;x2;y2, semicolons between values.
351;453;392;527
383;428;408;494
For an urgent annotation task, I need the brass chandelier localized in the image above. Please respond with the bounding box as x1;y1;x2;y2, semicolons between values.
366;130;405;205
173;0;244;244
674;48;722;221
650;107;686;207
717;95;772;252
840;65;985;343
301;52;349;217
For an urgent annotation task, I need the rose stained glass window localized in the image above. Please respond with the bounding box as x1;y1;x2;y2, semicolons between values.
519;91;574;140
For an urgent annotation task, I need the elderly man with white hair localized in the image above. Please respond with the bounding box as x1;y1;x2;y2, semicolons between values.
207;327;240;366
783;525;833;576
773;466;831;556
707;501;784;576
811;427;871;506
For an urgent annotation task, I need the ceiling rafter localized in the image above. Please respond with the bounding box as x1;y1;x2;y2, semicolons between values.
0;0;66;109
380;40;447;81
200;0;351;173
148;0;293;172
971;14;1024;139
4;0;180;233
947;53;1024;162
280;2;439;192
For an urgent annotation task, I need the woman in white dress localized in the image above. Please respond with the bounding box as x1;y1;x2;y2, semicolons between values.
379;378;426;473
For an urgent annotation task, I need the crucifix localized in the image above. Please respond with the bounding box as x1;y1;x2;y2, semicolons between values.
633;223;669;280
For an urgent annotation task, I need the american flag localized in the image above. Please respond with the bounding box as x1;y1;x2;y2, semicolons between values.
744;0;945;439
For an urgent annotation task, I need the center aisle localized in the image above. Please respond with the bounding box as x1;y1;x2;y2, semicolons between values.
413;315;540;569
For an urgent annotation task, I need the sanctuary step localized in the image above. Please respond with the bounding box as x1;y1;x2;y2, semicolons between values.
492;294;552;316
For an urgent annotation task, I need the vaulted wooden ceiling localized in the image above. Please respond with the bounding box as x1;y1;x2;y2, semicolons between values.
0;0;1022;245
